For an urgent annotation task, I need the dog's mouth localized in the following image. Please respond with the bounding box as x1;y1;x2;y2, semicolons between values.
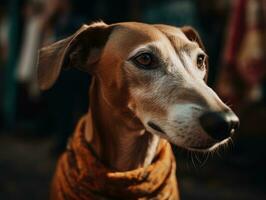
186;138;230;152
147;121;230;152
147;121;166;134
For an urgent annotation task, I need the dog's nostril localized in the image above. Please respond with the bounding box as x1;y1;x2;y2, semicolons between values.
199;111;239;141
147;121;166;134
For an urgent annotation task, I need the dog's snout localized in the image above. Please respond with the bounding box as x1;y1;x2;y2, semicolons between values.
199;111;239;140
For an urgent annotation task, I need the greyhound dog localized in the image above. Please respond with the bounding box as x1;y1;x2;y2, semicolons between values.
37;22;239;200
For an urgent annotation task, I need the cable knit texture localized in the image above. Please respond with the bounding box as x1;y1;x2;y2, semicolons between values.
51;116;179;200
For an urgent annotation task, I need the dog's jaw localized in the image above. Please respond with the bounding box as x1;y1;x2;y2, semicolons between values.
84;79;162;171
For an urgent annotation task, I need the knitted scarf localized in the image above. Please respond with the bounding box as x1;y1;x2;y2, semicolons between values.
50;116;179;200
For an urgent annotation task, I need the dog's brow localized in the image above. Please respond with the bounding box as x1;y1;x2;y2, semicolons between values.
147;45;162;55
181;42;199;52
127;43;163;59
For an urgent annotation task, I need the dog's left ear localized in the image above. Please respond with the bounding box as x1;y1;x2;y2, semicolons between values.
37;22;113;90
181;26;208;82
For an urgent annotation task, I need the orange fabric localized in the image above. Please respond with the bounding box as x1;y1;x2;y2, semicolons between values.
51;116;179;200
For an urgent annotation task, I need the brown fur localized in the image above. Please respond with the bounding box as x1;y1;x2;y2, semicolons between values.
37;21;224;199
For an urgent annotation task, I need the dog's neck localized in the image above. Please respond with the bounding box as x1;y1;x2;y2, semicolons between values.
85;79;160;171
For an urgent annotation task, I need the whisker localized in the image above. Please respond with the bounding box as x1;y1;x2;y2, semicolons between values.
199;151;210;167
216;146;222;158
195;152;201;163
190;151;197;169
185;150;191;170
228;138;234;151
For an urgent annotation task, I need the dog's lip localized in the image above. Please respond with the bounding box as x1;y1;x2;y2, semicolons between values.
189;142;214;149
187;145;214;151
186;138;230;152
147;121;166;134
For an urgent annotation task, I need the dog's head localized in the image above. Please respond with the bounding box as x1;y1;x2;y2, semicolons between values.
38;21;239;152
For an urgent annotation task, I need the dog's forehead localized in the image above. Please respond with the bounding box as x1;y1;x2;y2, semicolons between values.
109;23;165;49
105;22;192;58
153;24;188;40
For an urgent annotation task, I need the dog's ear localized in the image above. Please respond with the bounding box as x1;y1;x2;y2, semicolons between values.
37;22;113;90
181;26;205;50
181;26;208;82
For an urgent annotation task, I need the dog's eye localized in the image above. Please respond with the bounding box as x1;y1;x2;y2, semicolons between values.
196;54;206;70
132;53;156;69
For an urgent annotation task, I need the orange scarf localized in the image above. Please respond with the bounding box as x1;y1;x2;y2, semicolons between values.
51;116;179;200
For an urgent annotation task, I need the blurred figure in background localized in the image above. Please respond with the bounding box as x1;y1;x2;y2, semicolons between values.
38;0;90;152
216;0;266;135
0;5;9;66
217;0;266;111
0;3;9;128
14;0;90;152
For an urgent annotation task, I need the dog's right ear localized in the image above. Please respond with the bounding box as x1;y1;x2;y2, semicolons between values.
181;26;205;51
181;26;208;82
37;22;113;90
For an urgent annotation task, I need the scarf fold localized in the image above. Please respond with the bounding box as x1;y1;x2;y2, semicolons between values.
51;116;179;200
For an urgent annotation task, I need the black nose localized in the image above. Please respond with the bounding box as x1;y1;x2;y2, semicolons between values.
199;111;239;140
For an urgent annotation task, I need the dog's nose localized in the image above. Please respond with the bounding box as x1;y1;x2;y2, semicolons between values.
199;111;239;140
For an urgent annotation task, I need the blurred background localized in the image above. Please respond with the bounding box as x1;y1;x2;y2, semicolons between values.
0;0;266;199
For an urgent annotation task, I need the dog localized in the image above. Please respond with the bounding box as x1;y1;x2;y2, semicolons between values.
37;21;239;200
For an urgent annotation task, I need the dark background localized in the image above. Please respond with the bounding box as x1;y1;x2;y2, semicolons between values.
0;0;266;199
